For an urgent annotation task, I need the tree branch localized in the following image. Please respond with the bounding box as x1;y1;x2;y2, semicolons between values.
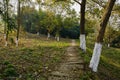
92;0;106;8
92;0;120;13
74;0;81;5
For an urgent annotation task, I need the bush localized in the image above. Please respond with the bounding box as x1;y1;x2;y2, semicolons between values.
60;26;80;39
0;61;18;79
111;35;120;48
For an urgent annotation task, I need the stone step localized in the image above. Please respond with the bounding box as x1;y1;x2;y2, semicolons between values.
50;71;69;77
48;76;81;80
65;53;80;57
66;57;83;62
67;61;84;64
49;71;81;80
57;63;84;71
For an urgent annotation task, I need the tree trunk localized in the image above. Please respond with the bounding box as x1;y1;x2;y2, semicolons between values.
37;32;39;35
47;32;50;40
89;0;116;72
56;31;60;41
16;0;20;47
108;43;110;47
4;22;7;44
4;21;6;40
57;36;60;41
80;0;86;52
5;0;9;46
80;34;86;51
108;31;111;47
3;0;6;42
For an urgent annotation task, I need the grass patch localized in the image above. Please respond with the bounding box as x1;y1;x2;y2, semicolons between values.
0;34;70;79
77;37;120;80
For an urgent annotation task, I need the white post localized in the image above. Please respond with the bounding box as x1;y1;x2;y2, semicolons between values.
89;42;102;72
80;34;86;52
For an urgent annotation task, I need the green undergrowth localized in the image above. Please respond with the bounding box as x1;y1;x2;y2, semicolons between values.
77;37;120;80
78;48;99;80
0;35;70;80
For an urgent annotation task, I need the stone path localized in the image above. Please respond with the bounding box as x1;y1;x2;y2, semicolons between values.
48;40;84;80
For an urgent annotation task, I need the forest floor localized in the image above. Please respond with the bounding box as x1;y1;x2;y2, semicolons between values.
0;33;71;80
0;33;120;80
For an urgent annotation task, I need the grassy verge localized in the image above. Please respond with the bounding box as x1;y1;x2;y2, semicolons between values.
0;34;70;80
77;37;120;80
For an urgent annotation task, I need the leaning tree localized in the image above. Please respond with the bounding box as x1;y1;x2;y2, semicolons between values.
89;0;116;72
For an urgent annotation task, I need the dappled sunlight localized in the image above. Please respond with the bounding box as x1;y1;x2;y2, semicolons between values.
0;36;69;79
18;37;70;49
32;39;70;48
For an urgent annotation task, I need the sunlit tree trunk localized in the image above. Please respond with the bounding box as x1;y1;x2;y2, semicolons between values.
16;0;21;47
89;0;116;72
80;0;86;52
